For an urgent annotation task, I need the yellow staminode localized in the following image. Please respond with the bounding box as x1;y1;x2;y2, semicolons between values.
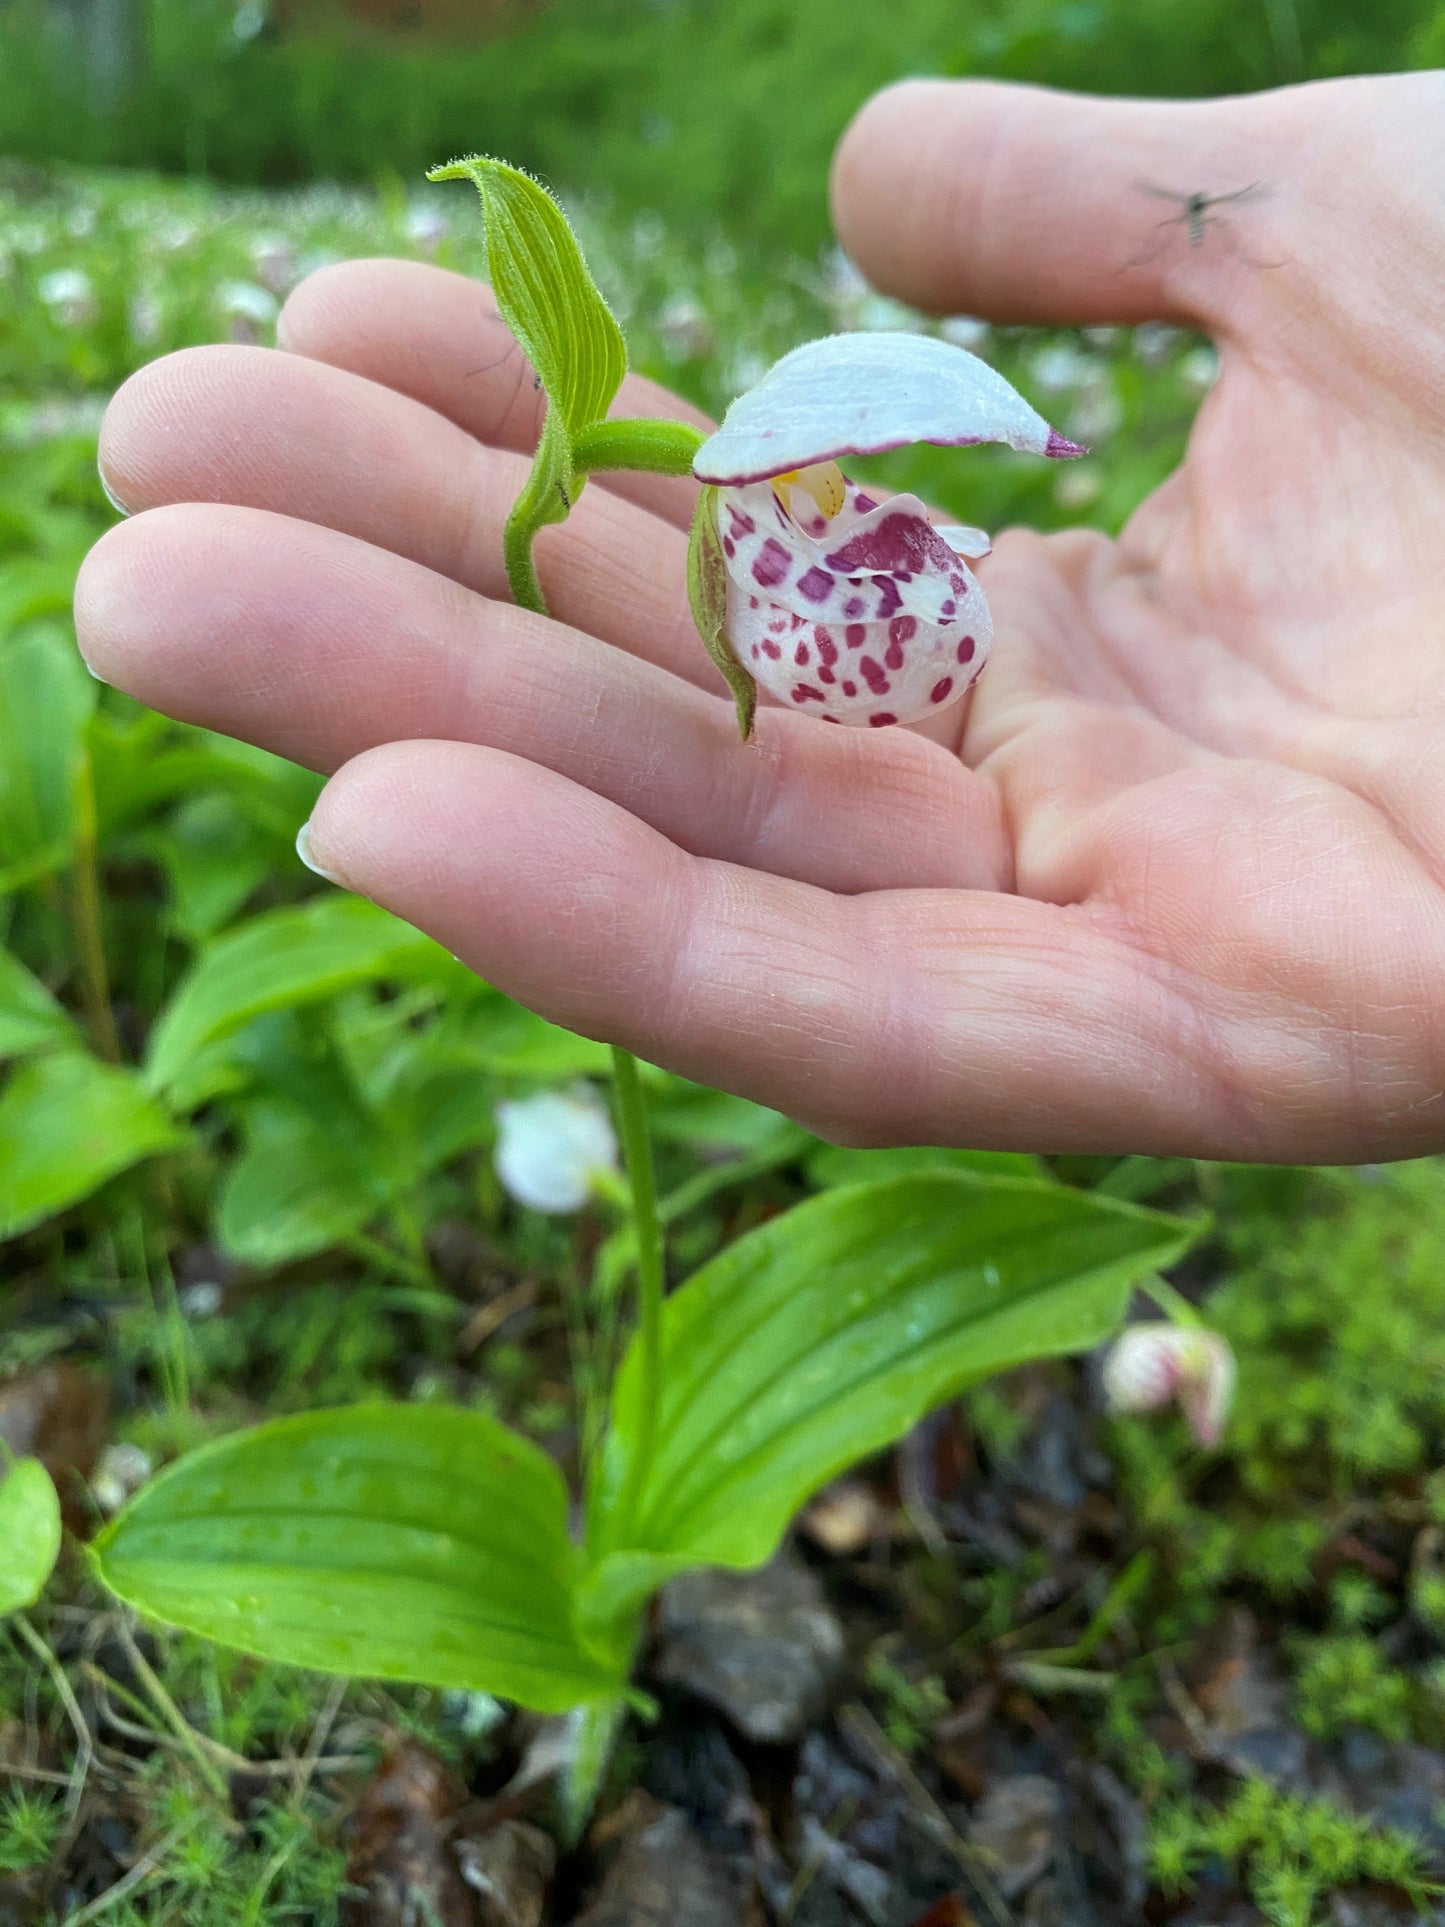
771;461;846;521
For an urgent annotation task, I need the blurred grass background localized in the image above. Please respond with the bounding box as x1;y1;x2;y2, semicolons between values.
3;0;1443;261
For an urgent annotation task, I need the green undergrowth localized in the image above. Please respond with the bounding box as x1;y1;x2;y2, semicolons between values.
1150;1781;1438;1927
0;0;1441;259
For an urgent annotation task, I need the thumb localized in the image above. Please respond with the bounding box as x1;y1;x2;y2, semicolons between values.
830;76;1343;331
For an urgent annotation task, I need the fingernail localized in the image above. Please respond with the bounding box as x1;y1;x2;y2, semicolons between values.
76;646;108;683
96;459;133;519
295;820;348;886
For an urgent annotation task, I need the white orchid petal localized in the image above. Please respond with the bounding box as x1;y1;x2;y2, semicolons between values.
1102;1322;1236;1448
493;1086;619;1215
937;524;993;559
695;332;1083;486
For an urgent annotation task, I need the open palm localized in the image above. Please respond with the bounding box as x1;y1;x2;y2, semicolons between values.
77;71;1445;1159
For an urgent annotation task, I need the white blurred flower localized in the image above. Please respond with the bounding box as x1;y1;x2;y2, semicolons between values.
37;267;95;326
403;202;448;251
1133;321;1181;367
854;292;923;334
232;0;269;41
249;232;297;297
1102;1321;1235;1447
939;314;991;352
657;293;714;361
92;1443;153;1515
128;289;164;347
1029;340;1092;393
1054;464;1101;511
217;279;278;345
217;279;278;325
493;1085;619;1214
180;1279;222;1318
1068;377;1124;446
1181;344;1220;391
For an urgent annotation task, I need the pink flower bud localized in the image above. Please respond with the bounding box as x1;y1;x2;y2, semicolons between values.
1102;1322;1235;1447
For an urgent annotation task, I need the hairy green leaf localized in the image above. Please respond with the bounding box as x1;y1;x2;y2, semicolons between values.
426;156;625;437
584;1172;1196;1631
93;1405;621;1711
0;947;76;1060
0;1457;62;1615
0;1053;184;1240
145;894;444;1102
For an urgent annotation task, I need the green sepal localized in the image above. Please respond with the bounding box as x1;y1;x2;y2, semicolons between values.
687;485;755;740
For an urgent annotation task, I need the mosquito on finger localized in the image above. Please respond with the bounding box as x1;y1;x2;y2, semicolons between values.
1119;181;1281;271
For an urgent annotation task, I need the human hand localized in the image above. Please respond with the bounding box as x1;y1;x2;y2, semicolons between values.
76;71;1445;1159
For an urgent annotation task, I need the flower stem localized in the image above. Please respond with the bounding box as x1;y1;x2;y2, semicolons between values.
505;435;670;1533
572;417;704;477
608;1044;665;1540
503;507;548;616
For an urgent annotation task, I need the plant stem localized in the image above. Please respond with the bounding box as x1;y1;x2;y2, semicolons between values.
608;1044;665;1541
572;417;705;476
503;507;548;616
70;750;120;1063
1139;1272;1203;1328
505;436;670;1535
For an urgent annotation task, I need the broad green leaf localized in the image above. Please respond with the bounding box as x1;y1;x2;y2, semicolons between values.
151;792;283;941
0;947;76;1060
0;623;95;894
0;1457;62;1615
807;1144;1047;1187
217;1104;391;1266
426;157;626;438
0;1053;184;1240
93;1405;622;1711
583;1172;1196;1633
452;993;613;1080
145;894;444;1101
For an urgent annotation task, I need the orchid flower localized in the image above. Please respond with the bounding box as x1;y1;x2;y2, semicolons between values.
690;333;1081;731
493;1085;620;1215
1101;1321;1236;1448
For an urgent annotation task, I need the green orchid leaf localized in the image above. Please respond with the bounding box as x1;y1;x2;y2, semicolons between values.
426;156;626;440
145;894;445;1104
93;1405;623;1712
0;947;76;1061
0;1457;63;1615
0;1052;184;1240
687;484;754;739
807;1143;1048;1187
583;1172;1197;1635
0;623;96;895
217;1101;391;1267
427;156;630;611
